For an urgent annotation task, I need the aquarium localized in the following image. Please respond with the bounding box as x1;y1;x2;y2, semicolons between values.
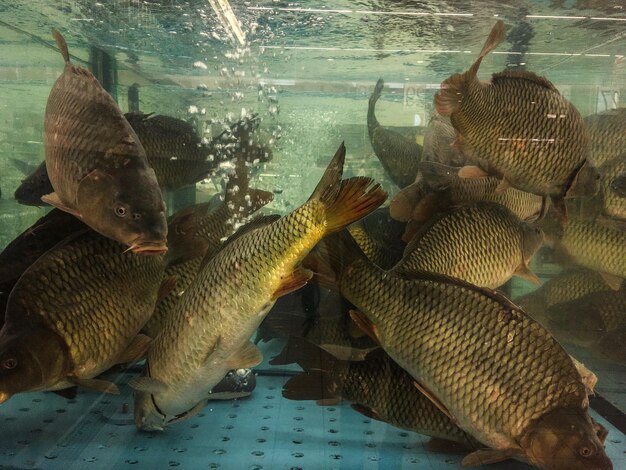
0;1;624;469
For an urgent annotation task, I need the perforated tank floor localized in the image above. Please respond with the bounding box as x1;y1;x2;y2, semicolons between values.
0;366;624;470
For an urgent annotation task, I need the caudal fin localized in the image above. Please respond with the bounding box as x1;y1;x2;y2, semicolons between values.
52;30;71;65
303;230;369;292
309;143;387;235
435;20;505;116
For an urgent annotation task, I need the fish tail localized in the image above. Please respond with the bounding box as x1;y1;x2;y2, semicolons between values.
303;230;369;291
309;143;387;235
226;157;274;216
52;30;71;65
270;336;339;369
367;79;384;132
282;370;342;403
435;20;505;116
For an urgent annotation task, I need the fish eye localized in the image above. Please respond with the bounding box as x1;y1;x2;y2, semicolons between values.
2;358;17;370
579;446;593;457
132;213;142;220
115;206;127;217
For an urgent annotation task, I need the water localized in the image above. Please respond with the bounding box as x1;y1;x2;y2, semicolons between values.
0;1;625;469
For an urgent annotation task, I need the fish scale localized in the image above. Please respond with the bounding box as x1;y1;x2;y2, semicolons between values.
332;262;587;448
8;231;164;376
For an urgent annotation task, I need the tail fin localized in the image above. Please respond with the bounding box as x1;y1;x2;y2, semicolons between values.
309;143;387;235
270;336;340;369
367;79;384;131
435;20;505;116
282;370;342;403
303;230;369;291
52;30;71;65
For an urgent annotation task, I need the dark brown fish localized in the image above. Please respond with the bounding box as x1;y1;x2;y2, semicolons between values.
13;161;54;206
0;209;86;329
43;31;167;254
368;78;422;188
422;113;466;167
611;172;626;198
435;21;597;222
280;337;481;451
0;229;166;404
304;231;612;470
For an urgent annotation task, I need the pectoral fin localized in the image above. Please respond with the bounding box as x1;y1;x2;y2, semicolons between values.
41;192;81;217
598;271;623;290
348;310;381;346
68;377;119;395
461;448;522;466
351;403;384;422
156;276;178;305
427;437;469;453
116;334;152;365
319;344;379;362
495;177;511;194
458;165;488;179
514;263;541;285
128;376;168;394
227;341;263;369
271;267;314;300
413;381;456;424
207;391;252;401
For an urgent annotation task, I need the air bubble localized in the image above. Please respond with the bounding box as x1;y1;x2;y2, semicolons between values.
292;452;304;458
168;462;180;467
328;441;340;447
125;460;139;465
213;449;226;455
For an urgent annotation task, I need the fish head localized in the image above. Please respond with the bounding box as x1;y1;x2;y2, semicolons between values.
133;389;166;431
0;326;69;403
522;407;613;470
521;224;544;264
76;168;168;255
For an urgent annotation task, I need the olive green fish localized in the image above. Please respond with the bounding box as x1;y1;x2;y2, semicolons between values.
422;113;466;167
304;231;612;470
143;163;274;338
368;78;422;188
598;155;626;222
435;21;597;222
0;229;166;404
612;172;626;198
348;207;406;269
584;108;626;167
395;202;543;289
541;215;626;290
130;143;387;431
43;31;167;254
281;337;481;451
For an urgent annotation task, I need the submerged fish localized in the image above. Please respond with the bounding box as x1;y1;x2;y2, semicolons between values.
43;31;167;254
130;143;387;431
396;202;543;289
304;231;612;470
598;155;626;222
611;172;626;198
143;162;274;338
584;108;626;167
0;229;166;403
368;78;422;188
13;161;54;206
435;20;597;221
422;113;466;167
0;209;86;328
541;215;626;290
348;207;406;269
281;337;481;451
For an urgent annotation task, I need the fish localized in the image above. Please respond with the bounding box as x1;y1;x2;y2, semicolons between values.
540;215;626;290
598;155;626;222
348;207;406;269
280;337;482;451
584;108;626;167
303;231;612;470
268;289;377;363
130;142;387;431
548;287;626;347
593;328;626;366
392;162;549;240
142;161;274;338
13;161;55;206
395;201;543;289
42;31;167;254
0;209;86;329
0;229;167;404
515;268;611;321
368;78;422;188
422;113;466;167
435;20;597;222
388;173;430;222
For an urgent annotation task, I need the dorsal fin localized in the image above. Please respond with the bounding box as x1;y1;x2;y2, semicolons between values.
52;30;71;65
491;70;557;91
468;20;506;79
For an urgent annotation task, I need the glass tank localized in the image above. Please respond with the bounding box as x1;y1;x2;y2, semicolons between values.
0;1;624;469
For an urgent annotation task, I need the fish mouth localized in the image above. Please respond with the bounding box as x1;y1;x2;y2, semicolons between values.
125;241;168;255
